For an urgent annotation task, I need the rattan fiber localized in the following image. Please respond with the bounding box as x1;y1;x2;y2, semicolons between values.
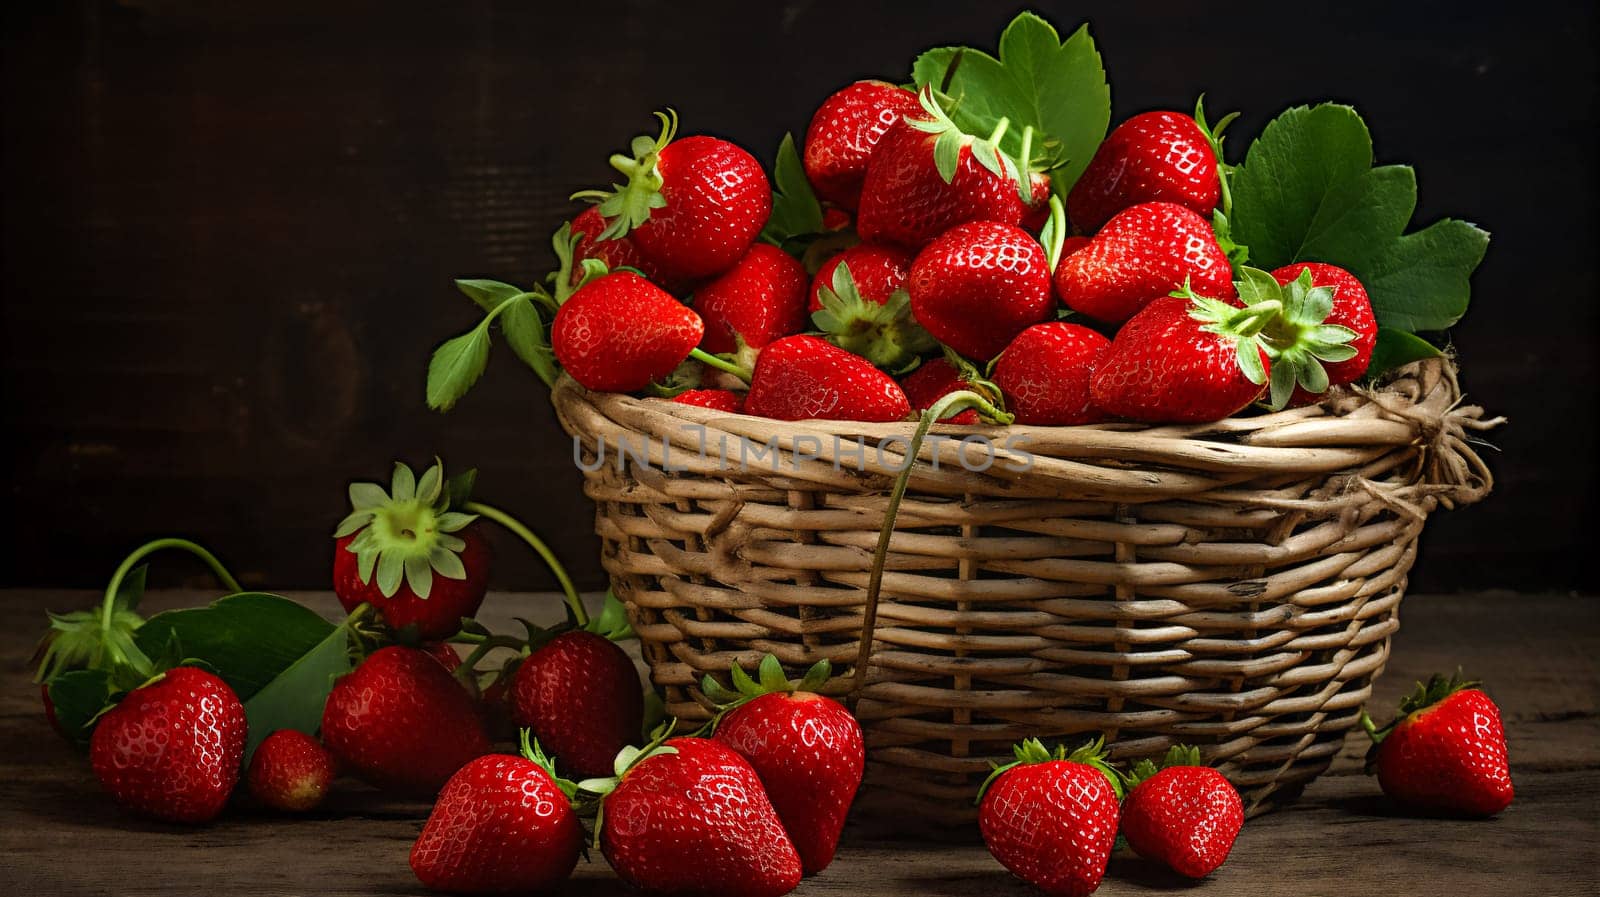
551;358;1499;826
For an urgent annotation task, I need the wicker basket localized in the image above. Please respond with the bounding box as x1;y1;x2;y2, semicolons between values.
551;358;1499;826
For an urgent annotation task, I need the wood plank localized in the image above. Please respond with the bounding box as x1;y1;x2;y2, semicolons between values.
0;591;1595;895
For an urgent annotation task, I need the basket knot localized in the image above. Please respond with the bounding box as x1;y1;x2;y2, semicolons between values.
1351;359;1505;517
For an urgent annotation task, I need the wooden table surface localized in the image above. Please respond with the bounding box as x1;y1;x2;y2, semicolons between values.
2;590;1595;896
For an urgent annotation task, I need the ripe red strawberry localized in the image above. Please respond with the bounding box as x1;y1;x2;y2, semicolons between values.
1055;202;1236;324
693;243;808;356
247;729;336;813
1068;111;1221;233
601;737;803;897
1060;235;1090;258
575;113;770;282
857;89;1049;249
410;741;584;895
569;205;663;285
321;645;491;795
744;335;911;422
1120;746;1244;879
807;242;912;313
901;358;983;424
333;459;488;641
1361;672;1513;817
1090;292;1271;423
706;658;864;876
509;630;643;779
992;323;1112;425
422;641;463;672
89;666;246;823
1271;262;1376;403
908;220;1057;361
672;388;744;412
978;738;1123;897
552;271;705;392
821;206;853;232
803;80;924;209
809;245;933;371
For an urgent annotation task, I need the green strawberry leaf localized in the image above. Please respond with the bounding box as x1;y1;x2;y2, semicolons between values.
241;617;353;764
760;132;825;248
1365;327;1443;380
45;668;114;745
499;296;558;388
134;593;338;702
911;12;1110;196
1229;103;1489;334
454;278;524;312
426;323;493;412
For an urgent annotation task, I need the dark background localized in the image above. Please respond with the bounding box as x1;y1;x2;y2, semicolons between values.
2;1;1595;595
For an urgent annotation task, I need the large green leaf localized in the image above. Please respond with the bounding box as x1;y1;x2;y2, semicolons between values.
1230;103;1489;333
46;668;112;745
911;12;1110;196
1365;327;1443;380
241;621;353;763
134;593;337;702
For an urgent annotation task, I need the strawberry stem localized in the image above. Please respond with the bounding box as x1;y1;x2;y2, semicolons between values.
1225;298;1281;337
99;538;242;641
850;391;1012;706
688;348;752;383
461;501;588;628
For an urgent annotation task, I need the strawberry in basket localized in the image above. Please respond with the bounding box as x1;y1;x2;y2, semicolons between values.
703;656;865;876
691;242;809;361
992;322;1112;425
1055;201;1236;324
803;79;924;210
572;111;770;283
857;87;1049;249
808;243;936;371
1067;108;1225;233
908;219;1058;362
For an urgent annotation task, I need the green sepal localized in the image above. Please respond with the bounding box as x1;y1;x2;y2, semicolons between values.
760;132;826;248
583;590;637;642
697;654;837;734
338;459;476;601
644;358;705;399
811;262;937;372
1124;744;1205;790
569;110;677;242
1064;736;1126;800
907;86;1033;204
34;566;148;684
977;736;1125;805
580;719;679;851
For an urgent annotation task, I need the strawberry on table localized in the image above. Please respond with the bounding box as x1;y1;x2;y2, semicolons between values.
599;736;803;897
1119;745;1244;879
333;458;488;641
321;645;491;795
508;630;644;779
1270;262;1376;403
803;79;924;210
908;219;1057;362
991;322;1112;425
856;87;1049;250
247;729;336;813
1054;201;1236;324
743;335;911;422
692;243;809;357
552;271;705;392
978;738;1123;897
1360;672;1514;817
1068;110;1222;233
410;737;585;895
90;666;247;824
705;657;865;876
573;111;770;282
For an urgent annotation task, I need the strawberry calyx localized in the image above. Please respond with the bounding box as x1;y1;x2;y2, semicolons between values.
1124;744;1206;790
1228;266;1359;408
698;654;832;728
335;459;477;602
908;85;1037;204
645;358;707;398
547;221;611;306
576;719;679;849
1359;670;1481;769
810;261;937;372
521;729;586;804
1175;279;1278;392
975;736;1124;805
569;110;678;242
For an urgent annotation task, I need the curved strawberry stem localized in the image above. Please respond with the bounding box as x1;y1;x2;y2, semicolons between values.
850;391;1012;705
461;501;588;628
99;539;241;642
688;348;752;383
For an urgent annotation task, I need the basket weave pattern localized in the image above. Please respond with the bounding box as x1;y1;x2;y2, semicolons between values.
552;359;1497;824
